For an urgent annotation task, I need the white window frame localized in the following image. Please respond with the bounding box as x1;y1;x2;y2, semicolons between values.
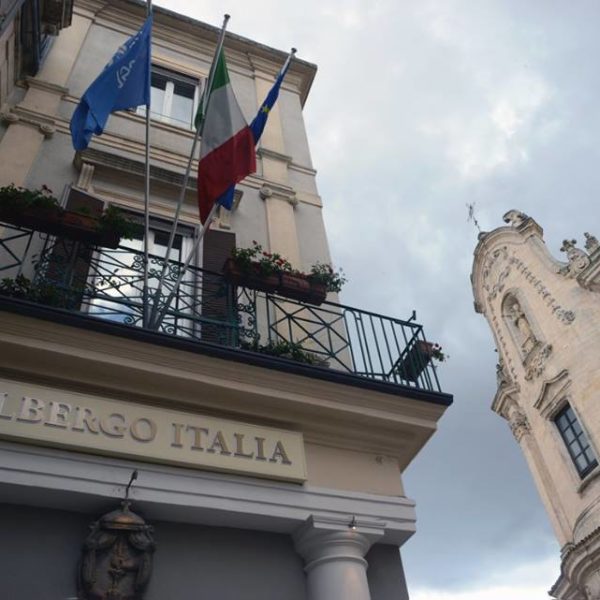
138;65;203;129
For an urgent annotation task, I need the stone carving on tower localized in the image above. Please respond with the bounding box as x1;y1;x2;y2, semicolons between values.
503;209;529;228
559;239;591;278
584;232;599;253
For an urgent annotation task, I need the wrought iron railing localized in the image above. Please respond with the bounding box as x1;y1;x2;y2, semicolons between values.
0;224;442;392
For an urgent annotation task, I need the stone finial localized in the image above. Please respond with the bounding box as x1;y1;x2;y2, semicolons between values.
502;210;528;228
559;239;591;278
584;232;599;253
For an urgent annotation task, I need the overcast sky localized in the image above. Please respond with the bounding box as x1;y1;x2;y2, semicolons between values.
156;1;599;597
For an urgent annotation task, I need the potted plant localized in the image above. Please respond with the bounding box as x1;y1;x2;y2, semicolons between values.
223;242;346;306
394;340;446;382
0;184;138;249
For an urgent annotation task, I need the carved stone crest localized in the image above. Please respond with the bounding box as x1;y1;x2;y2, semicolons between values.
559;239;591;278
78;472;155;600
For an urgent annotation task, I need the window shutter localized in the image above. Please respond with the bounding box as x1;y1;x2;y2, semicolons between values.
201;229;236;344
46;187;105;308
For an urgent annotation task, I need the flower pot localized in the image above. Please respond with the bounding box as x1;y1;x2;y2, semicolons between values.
223;258;279;293
0;205;122;249
278;273;327;305
394;340;434;382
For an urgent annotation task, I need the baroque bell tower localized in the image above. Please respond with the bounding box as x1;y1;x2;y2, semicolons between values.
472;210;600;600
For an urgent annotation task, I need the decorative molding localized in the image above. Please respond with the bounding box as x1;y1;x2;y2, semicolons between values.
0;105;56;137
509;254;575;324
77;162;96;191
257;147;293;165
524;342;553;382
534;369;570;419
551;525;600;600
509;408;531;443
482;246;511;300
24;76;69;96
0;441;416;546
75;148;197;190
259;183;298;207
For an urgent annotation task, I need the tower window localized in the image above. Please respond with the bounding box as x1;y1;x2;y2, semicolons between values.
555;404;598;478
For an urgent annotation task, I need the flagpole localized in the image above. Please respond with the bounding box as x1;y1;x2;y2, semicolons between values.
142;0;153;328
152;203;219;329
148;14;230;329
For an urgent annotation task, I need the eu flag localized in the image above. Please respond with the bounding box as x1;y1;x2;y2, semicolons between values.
214;55;293;212
70;15;152;151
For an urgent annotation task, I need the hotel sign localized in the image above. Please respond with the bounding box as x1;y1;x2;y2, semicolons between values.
0;379;307;482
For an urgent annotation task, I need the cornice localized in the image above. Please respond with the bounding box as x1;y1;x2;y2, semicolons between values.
0;307;450;466
534;369;570;419
0;441;416;545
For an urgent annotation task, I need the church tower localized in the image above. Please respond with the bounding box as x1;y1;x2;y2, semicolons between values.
472;210;600;599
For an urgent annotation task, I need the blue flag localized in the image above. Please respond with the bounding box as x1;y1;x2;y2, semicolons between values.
70;16;152;151
215;55;293;212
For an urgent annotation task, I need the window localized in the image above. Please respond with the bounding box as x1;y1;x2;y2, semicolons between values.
89;214;196;333
555;404;598;478
139;66;200;128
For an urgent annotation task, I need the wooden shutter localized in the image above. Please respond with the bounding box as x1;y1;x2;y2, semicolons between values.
45;187;104;308
201;228;236;344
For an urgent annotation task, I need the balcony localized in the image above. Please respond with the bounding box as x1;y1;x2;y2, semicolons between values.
0;223;448;401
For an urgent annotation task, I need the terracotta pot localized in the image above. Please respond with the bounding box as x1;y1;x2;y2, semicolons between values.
0;207;121;249
222;260;328;305
394;340;434;382
223;259;279;293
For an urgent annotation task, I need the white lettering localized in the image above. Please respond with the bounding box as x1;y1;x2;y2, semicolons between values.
45;401;71;429
0;392;14;421
17;397;44;423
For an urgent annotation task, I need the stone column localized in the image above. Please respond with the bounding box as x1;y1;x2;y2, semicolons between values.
294;516;383;600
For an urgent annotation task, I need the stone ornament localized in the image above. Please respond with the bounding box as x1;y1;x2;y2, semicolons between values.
78;501;155;600
584;232;599;253
502;209;529;228
524;343;553;381
559;239;591;278
509;408;531;442
78;472;155;600
508;299;538;356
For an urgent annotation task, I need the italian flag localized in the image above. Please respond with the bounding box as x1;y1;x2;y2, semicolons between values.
197;49;256;223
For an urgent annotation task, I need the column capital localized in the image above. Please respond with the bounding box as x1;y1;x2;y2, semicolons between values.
293;515;384;600
293;514;385;568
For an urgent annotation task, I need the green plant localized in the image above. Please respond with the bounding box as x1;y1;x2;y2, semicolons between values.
0;274;77;308
231;241;293;276
240;338;326;366
97;205;140;240
230;242;347;293
0;184;61;213
308;262;347;293
430;343;447;362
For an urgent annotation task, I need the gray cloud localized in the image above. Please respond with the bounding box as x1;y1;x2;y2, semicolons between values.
159;0;598;594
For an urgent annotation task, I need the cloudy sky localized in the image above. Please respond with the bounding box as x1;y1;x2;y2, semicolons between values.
157;1;598;597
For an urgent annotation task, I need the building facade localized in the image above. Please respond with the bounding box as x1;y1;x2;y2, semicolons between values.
0;1;452;599
472;210;600;600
